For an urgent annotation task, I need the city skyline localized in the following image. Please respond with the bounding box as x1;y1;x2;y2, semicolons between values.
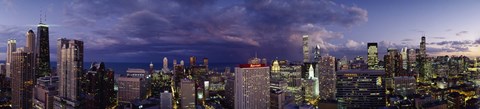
1;0;480;63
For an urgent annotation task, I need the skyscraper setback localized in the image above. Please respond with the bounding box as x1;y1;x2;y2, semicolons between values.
37;23;51;78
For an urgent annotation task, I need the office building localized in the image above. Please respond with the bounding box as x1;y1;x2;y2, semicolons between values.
6;39;16;78
117;76;147;103
190;56;196;66
160;91;173;109
420;36;427;58
401;47;408;70
203;58;208;69
54;39;83;109
336;69;386;108
270;88;285;109
314;45;321;62
163;57;168;70
26;30;36;52
0;63;5;75
81;62;116;109
33;76;59;109
318;55;336;100
11;48;35;109
407;48;417;72
394;76;416;96
384;48;402;90
367;43;379;70
234;57;270;109
37;22;51;78
303;35;309;62
180;79;195;109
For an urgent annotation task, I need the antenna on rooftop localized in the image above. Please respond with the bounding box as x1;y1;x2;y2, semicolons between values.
40;10;42;23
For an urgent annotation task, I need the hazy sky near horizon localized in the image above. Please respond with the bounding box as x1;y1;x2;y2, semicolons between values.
0;0;479;62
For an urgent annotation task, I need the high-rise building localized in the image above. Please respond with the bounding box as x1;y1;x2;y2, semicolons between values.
407;48;417;72
163;57;168;70
420;36;427;58
180;79;195;109
384;48;402;91
367;43;379;70
401;47;408;70
6;39;16;78
318;55;336;100
270;88;285;109
180;60;185;66
203;58;208;69
117;76;147;103
33;76;59;109
314;45;321;62
37;22;51;78
26;30;36;52
303;35;309;62
190;56;196;66
160;91;173;109
11;48;35;109
394;76;416;96
336;69;386;108
173;59;177;67
0;63;5;75
54;39;83;109
234;57;270;109
81;62;116;109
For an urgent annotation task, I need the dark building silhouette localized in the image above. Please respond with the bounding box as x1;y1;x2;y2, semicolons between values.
81;62;116;109
36;23;51;78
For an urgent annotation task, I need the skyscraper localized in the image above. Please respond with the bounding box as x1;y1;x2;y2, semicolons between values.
11;48;35;109
26;30;36;52
190;56;196;66
303;35;309;62
37;22;51;78
54;38;83;108
81;62;116;109
384;48;402;91
6;39;16;78
401;47;408;70
33;76;59;109
420;36;427;58
336;69;386;108
367;43;379;70
180;79;195;109
318;55;336;100
407;48;417;72
163;57;168;70
235;57;270;109
203;58;208;69
314;45;321;62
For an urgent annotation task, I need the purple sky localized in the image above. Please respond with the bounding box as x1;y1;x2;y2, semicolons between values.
0;0;479;63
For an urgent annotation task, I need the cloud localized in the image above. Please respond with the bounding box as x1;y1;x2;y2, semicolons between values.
429;40;473;46
63;0;368;62
432;37;445;39
345;40;364;50
455;31;468;36
401;38;413;41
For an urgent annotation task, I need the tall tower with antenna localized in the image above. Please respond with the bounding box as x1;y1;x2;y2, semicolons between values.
36;10;51;78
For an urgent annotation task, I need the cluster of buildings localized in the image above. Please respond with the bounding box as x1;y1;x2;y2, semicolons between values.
0;21;479;109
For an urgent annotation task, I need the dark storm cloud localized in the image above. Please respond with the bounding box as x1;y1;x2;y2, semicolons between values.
63;0;368;62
